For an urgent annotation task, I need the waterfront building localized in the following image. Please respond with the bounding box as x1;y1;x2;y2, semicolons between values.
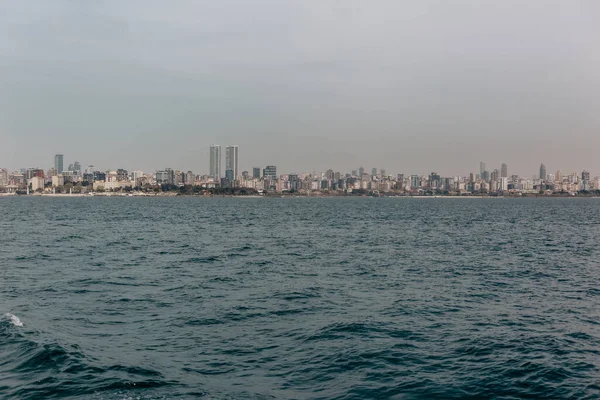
0;168;7;187
209;145;221;180
582;170;590;191
358;167;364;177
225;145;239;179
55;154;64;174
288;174;301;191
540;163;547;181
26;168;44;179
480;161;486;175
29;176;45;192
68;162;81;175
410;175;420;190
185;171;194;185
501;163;508;178
52;175;64;187
156;168;175;185
555;170;563;183
263;165;277;180
93;171;106;182
253;167;261;179
582;170;590;181
131;170;143;181
491;169;499;181
116;169;129;181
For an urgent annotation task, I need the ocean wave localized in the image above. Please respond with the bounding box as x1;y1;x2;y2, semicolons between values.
4;313;23;327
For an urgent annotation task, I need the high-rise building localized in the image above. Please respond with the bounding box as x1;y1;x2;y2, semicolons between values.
209;145;221;180
582;170;590;181
252;167;261;179
225;145;239;179
263;165;277;180
480;161;486;175
372;168;377;176
539;163;547;181
410;175;420;189
55;154;64;174
359;167;364;177
501;163;508;178
499;177;508;191
289;174;301;191
491;169;499;181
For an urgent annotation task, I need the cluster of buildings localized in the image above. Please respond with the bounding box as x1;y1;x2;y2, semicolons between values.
0;149;598;196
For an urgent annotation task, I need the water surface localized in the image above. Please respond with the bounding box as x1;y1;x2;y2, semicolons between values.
1;197;599;399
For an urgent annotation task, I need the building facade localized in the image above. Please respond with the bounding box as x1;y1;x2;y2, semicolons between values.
225;145;239;179
209;145;221;180
55;154;64;174
263;165;277;180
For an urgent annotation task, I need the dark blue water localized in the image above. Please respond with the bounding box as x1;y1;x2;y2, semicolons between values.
1;197;600;399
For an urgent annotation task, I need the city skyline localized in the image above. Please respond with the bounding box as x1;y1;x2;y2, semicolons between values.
1;1;599;174
2;151;595;180
1;150;596;184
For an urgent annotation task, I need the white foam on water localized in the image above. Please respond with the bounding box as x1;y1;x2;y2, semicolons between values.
5;313;23;327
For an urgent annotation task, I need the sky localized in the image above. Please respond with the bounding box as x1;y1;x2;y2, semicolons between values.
1;0;598;177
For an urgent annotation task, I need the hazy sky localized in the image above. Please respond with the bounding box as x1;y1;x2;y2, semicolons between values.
1;1;598;176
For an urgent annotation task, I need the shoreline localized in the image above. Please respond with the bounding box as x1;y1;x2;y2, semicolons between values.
1;194;598;199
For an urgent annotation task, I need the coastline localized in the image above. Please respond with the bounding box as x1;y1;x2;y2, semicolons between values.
1;193;598;199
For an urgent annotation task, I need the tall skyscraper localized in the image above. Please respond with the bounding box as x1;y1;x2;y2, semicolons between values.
480;161;486;175
55;154;64;174
358;166;365;176
225;145;239;179
372;168;377;176
209;145;221;180
253;167;261;179
501;163;508;178
539;163;547;181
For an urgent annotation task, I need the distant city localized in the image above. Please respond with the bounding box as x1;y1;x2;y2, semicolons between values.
0;146;598;196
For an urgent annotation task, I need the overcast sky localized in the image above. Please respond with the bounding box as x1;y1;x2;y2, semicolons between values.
1;1;598;176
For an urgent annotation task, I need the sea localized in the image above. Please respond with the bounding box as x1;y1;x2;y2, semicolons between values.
1;197;599;399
